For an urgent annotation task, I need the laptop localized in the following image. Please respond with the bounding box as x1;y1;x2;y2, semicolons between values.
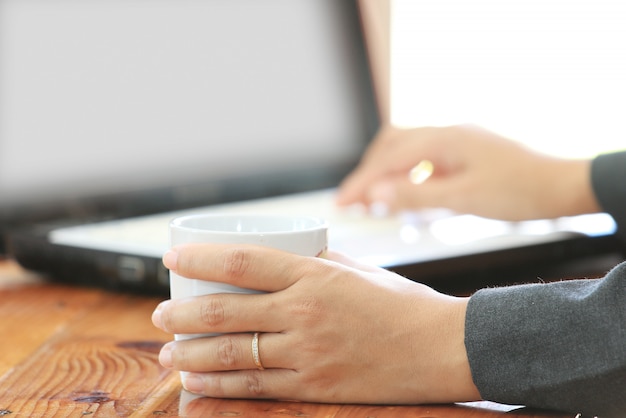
1;0;621;295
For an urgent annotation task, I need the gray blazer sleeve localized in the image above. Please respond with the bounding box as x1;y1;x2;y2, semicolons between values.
465;151;626;417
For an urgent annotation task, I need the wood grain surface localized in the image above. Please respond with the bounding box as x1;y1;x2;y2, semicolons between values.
0;260;572;417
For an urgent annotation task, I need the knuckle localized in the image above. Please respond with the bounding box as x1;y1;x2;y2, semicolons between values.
303;373;332;392
222;247;253;282
199;296;226;328
245;371;266;396
205;374;225;397
171;342;190;369
294;370;338;401
159;307;176;333
289;295;324;325
217;336;240;368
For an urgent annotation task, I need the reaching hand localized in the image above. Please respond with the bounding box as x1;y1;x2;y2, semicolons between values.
336;124;599;220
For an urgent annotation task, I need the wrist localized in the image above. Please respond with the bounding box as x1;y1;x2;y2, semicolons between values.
444;297;482;402
420;295;481;403
542;157;601;217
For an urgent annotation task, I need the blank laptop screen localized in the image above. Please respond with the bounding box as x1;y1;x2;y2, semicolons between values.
0;0;377;209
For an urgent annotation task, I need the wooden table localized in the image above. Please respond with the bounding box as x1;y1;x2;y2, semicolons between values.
0;259;575;418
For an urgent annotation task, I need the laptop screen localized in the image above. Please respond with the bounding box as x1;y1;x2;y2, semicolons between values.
0;0;378;222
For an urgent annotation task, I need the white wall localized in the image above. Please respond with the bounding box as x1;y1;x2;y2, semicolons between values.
391;0;626;157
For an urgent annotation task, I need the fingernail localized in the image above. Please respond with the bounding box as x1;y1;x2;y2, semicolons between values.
159;342;173;368
151;300;169;329
183;373;205;394
163;250;178;270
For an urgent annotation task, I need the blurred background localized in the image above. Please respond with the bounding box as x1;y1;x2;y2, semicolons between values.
2;0;625;211
391;0;626;158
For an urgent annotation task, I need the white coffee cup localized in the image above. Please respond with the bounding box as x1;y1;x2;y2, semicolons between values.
169;213;328;341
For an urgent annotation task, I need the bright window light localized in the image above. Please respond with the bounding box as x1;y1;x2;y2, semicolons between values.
391;0;626;158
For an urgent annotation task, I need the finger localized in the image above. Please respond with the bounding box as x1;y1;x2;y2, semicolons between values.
161;332;287;372
181;369;302;401
335;128;417;206
155;292;286;335
165;243;321;292
156;250;373;336
334;169;371;207
335;149;413;207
